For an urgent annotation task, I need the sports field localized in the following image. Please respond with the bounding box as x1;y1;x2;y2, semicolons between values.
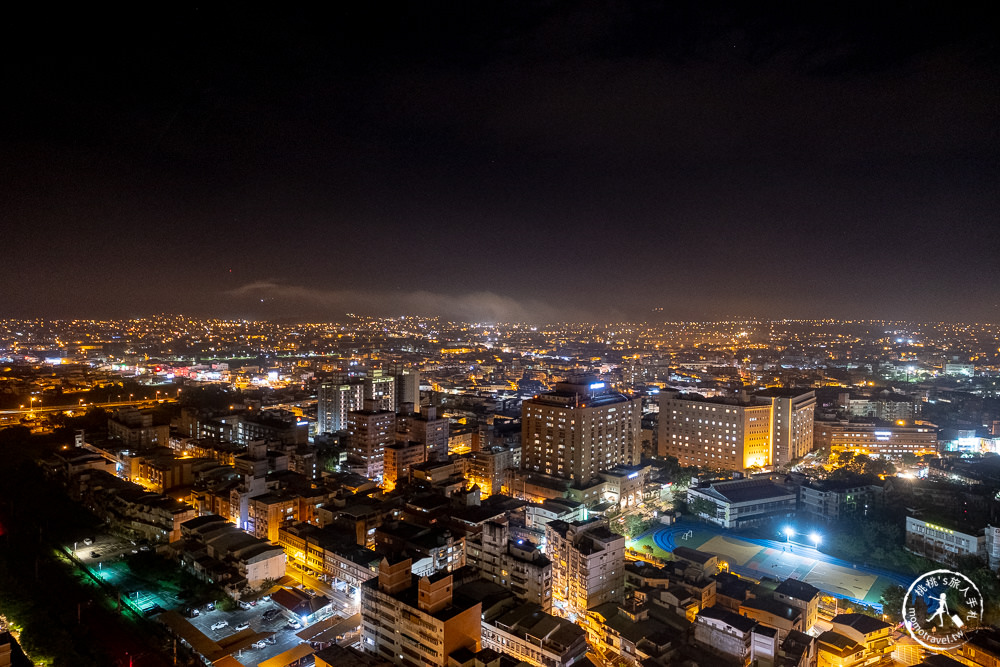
647;522;907;605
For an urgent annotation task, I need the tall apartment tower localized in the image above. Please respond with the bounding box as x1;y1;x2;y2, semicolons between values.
317;379;365;434
545;518;624;619
364;370;396;412
397;406;450;462
347;399;396;481
521;377;641;484
658;389;815;472
394;369;421;413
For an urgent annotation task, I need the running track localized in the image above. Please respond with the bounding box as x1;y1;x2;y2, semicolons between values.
644;520;913;606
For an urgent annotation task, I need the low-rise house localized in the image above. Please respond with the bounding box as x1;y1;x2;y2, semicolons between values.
481;599;587;667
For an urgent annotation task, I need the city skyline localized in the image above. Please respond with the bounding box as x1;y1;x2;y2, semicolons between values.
4;5;999;323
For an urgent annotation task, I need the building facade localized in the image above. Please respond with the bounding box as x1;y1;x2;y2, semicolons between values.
360;559;481;667
522;377;641;485
659;390;815;472
545;518;625;620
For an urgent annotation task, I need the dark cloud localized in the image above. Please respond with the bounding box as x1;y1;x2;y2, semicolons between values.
2;3;998;321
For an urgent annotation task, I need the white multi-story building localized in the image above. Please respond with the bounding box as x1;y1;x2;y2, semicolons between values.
904;516;992;566
317;380;365;434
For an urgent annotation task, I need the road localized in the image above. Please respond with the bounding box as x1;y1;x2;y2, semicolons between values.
0;398;178;416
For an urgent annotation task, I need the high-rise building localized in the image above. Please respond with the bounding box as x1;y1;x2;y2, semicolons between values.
364;370;396;412
360;558;481;667
318;379;365;434
521;377;641;485
394;369;420;412
545;517;624;620
348;400;396;480
396;406;449;462
658;389;816;471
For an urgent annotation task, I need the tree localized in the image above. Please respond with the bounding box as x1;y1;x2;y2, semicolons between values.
689;497;718;519
879;585;906;624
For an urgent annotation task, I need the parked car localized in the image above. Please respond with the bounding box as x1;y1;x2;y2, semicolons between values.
205;603;215;611
83;538;94;546
262;609;279;621
286;619;301;630
264;636;277;645
235;621;250;631
90;551;100;558
260;594;271;602
211;621;228;631
253;640;267;649
239;601;252;610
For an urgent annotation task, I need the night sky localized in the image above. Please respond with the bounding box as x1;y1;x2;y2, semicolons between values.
4;4;999;323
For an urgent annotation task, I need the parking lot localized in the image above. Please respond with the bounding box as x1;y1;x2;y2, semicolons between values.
65;532;317;665
185;600;306;664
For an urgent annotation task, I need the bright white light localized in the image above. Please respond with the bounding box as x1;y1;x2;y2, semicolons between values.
809;532;821;545
784;527;794;539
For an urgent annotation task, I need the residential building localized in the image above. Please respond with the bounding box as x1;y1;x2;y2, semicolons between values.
693;606;776;666
773;578;821;633
816;614;893;667
108;407;169;450
384;441;427;491
466;521;552;611
360;558;481;667
545;518;625;619
364;370;396;412
464;445;517;498
318;379;365;434
522;376;641;485
393;369;420;413
174;514;286;596
278;522;380;591
348;400;396;481
397;406;449;462
481;599;587;667
246;492;297;543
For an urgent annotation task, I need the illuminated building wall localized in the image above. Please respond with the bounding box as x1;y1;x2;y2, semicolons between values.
659;390;817;471
347;402;396;481
383;440;426;491
545;518;624;619
522;377;641;485
814;420;938;457
659;395;772;471
317;380;365;434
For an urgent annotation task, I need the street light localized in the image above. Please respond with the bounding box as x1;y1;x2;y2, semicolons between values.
783;527;794;541
809;532;822;549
